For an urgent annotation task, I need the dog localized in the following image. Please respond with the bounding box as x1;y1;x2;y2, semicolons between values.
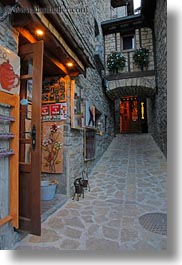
72;178;84;201
72;169;90;201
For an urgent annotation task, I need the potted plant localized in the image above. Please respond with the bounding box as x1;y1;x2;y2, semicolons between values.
107;51;126;73
133;47;149;70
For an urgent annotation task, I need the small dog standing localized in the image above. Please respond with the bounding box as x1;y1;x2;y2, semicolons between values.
72;169;90;201
72;178;84;201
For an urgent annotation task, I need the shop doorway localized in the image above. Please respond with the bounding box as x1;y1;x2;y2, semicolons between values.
18;40;68;235
14;1;87;236
120;96;148;133
18;35;70;235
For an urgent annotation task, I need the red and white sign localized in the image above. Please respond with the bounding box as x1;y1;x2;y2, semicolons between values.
50;104;60;116
42;103;67;121
41;105;49;116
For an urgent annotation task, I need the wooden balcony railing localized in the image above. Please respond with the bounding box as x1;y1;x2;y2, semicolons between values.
106;50;155;79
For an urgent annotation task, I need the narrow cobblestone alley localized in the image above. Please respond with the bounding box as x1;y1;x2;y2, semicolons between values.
15;134;167;252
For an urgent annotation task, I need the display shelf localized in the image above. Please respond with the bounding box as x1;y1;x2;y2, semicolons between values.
0;132;14;139
0;91;19;228
0;149;15;158
0;114;15;122
42;77;66;104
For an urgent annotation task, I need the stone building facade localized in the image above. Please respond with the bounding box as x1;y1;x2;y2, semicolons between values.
0;0;167;249
103;25;156;134
101;0;167;157
102;3;157;136
152;0;167;156
104;27;155;75
42;0;115;196
0;0;114;249
0;18;18;53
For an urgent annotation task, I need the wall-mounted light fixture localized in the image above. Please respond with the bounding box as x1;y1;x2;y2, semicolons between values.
96;121;103;135
66;62;74;67
35;29;44;37
141;102;145;119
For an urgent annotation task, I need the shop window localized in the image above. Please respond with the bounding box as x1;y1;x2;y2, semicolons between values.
71;82;102;136
71;81;84;129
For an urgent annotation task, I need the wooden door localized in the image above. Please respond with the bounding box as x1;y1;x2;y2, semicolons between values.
19;41;44;235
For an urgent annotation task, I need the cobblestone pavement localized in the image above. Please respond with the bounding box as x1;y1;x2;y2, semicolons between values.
15;134;167;252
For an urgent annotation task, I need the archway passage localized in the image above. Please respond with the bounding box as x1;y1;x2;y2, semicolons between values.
119;96;148;133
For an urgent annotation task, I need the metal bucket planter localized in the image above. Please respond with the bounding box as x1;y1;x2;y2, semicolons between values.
41;180;57;201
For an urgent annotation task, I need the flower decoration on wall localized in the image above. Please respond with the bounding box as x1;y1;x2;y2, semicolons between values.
133;47;149;70
42;123;62;173
107;51;126;73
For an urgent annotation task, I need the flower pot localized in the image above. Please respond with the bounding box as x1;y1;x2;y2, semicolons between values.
41;180;57;200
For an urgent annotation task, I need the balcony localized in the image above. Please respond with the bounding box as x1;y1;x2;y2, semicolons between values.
110;5;128;19
111;0;134;16
106;49;154;78
105;50;156;99
110;5;141;20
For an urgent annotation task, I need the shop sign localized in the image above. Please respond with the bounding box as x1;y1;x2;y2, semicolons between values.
41;105;50;121
0;45;20;94
41;103;67;121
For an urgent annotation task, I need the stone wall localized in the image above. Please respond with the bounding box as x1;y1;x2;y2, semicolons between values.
50;0;115;196
151;0;167;156
38;1;115;196
62;70;114;197
52;0;111;64
0;16;18;53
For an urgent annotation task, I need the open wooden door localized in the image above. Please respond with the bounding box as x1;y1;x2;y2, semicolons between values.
19;41;43;235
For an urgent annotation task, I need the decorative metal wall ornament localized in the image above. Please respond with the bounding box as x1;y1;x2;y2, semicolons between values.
0;4;18;22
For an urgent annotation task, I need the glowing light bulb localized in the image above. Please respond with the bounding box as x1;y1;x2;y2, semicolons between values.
67;62;73;67
36;29;44;36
